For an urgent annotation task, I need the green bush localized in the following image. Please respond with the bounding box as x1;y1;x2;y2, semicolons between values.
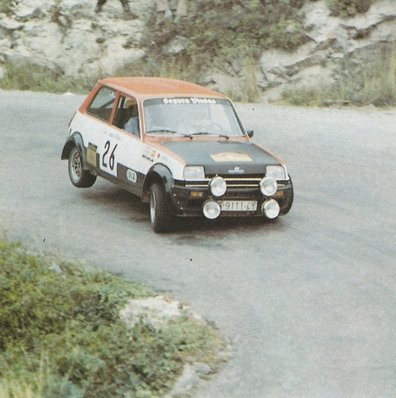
0;0;13;14
0;240;225;397
139;0;306;78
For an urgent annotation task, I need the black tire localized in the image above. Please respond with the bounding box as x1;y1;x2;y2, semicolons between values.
68;146;97;188
149;183;173;232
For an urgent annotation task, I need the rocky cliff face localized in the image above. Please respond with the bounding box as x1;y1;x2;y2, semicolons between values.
258;0;396;101
0;0;148;79
0;0;395;100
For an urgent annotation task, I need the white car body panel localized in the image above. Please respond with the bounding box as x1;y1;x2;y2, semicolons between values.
70;112;185;182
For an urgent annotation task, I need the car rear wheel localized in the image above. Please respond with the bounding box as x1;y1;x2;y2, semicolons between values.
150;183;172;232
68;146;96;188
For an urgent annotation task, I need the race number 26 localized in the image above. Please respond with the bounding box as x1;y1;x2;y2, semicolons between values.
102;140;117;170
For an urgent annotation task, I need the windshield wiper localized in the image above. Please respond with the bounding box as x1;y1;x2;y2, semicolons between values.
146;129;193;139
146;129;178;134
192;132;230;140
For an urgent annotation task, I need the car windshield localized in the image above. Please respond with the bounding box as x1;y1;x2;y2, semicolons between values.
143;97;244;137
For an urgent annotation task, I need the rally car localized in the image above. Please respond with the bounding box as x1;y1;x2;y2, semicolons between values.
61;77;293;232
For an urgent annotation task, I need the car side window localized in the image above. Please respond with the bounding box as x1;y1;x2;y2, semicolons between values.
87;87;116;122
113;95;140;136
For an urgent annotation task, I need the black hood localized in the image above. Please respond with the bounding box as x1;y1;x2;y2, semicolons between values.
161;140;278;175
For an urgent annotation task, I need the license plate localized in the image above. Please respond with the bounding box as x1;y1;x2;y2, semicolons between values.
219;200;257;212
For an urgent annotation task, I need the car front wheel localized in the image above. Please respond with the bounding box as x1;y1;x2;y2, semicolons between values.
150;183;172;232
68;146;96;188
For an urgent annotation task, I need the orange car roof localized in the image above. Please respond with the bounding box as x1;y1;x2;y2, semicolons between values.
99;77;226;99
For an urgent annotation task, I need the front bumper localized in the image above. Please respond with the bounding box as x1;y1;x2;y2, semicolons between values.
168;177;293;218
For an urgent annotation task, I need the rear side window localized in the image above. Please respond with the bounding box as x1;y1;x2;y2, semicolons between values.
87;87;116;122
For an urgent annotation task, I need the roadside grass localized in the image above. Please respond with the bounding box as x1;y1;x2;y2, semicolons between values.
219;58;261;103
1;45;394;106
0;239;226;398
0;63;96;94
282;44;396;107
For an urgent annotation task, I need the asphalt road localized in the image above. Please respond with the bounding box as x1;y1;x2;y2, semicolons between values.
1;90;395;397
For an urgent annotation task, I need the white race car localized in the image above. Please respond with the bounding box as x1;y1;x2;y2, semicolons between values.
62;77;293;232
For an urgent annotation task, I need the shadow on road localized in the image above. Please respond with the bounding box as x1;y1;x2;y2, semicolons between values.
76;184;287;236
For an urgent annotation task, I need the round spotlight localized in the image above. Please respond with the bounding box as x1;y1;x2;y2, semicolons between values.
261;199;280;219
260;176;277;196
210;176;227;197
203;201;221;219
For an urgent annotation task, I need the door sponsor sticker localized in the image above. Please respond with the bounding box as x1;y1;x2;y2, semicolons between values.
142;146;160;162
126;169;137;183
87;143;97;166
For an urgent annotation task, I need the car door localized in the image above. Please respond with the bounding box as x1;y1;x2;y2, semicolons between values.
108;94;145;195
81;85;119;178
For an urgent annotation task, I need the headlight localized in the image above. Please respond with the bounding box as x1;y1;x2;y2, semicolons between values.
209;176;227;197
266;165;287;180
260;176;277;196
184;166;205;180
261;199;280;219
203;201;221;219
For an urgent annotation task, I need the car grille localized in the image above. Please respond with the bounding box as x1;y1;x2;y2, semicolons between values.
222;177;262;188
184;177;288;201
185;175;263;190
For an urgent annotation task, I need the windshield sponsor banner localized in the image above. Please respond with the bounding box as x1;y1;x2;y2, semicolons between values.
163;97;217;105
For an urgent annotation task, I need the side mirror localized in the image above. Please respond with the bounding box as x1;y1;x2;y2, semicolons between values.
247;129;254;138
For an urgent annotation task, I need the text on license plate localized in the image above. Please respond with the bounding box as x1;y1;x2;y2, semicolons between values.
219;201;257;212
